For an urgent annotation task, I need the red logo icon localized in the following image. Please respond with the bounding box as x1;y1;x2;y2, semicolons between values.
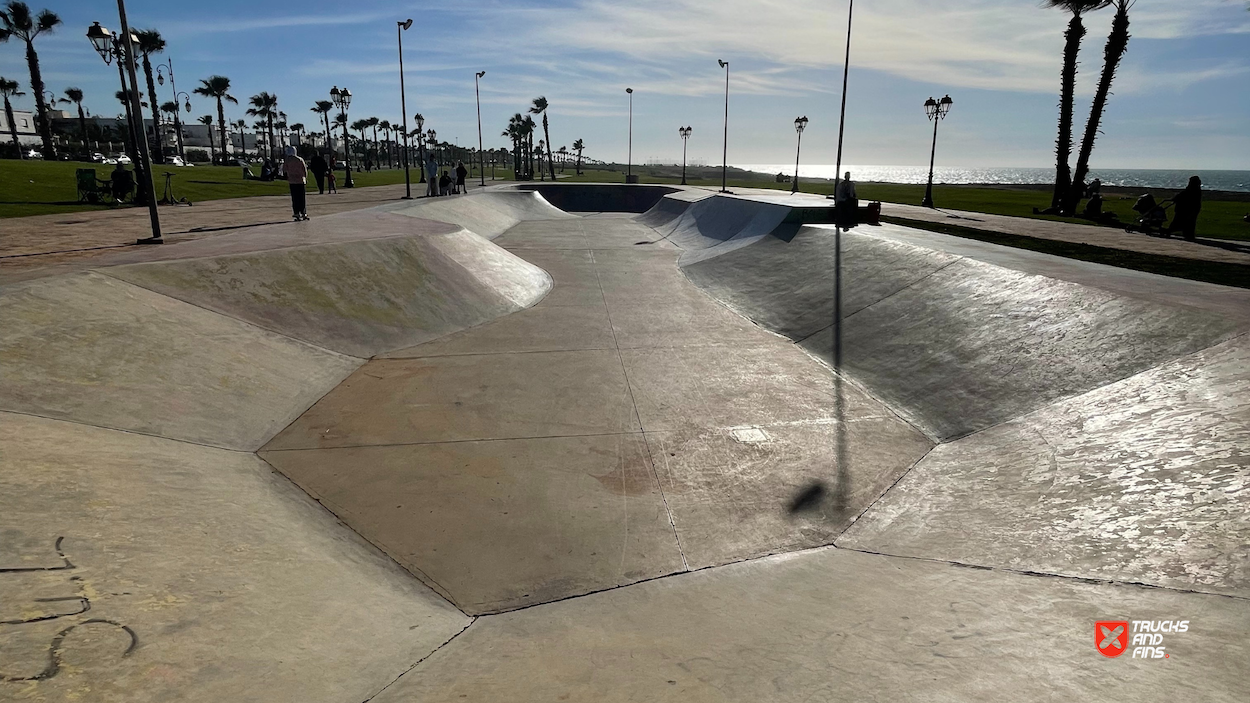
1097;621;1130;658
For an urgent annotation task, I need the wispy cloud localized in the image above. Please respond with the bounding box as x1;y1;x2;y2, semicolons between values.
473;0;1250;95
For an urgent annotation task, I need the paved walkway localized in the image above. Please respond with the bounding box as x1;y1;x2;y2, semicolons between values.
880;201;1250;266
0;183;457;273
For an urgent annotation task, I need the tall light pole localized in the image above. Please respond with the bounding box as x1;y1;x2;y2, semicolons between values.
921;94;953;208
831;0;855;514
679;126;692;186
625;88;634;183
87;11;161;244
792;116;808;194
155;58;190;160
718;59;730;193
330;85;354;187
414;113;426;187
398;19;413;199
475;71;486;186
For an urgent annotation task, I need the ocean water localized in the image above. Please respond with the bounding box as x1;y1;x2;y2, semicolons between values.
736;165;1250;193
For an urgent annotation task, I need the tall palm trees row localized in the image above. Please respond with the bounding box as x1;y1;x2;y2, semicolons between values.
500;96;584;181
1;1;60;159
1045;0;1136;216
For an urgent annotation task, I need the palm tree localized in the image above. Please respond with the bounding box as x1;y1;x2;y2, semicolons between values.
351;118;370;165
522;115;537;181
311;100;333;152
134;29;166;163
232;119;247;158
1;76;24;157
529;96;556;181
378;119;392;168
1064;0;1134;215
246;91;279;162
0;2;61;159
114;89;141;164
60;87;87;154
365;116;380;167
558;145;568;174
573;138;585;175
193;76;237;164
334;112;349;161
1043;1;1111;209
289;122;304;149
505;114;524;179
198;114;215;163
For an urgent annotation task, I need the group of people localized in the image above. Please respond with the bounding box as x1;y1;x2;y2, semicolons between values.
274;149;472;222
427;157;469;197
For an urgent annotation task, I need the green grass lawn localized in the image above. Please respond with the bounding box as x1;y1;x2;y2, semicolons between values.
5;159;1249;243
0;159;414;218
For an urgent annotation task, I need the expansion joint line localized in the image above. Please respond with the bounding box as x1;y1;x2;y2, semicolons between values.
362;617;477;703
588;247;690;572
835;545;1250;603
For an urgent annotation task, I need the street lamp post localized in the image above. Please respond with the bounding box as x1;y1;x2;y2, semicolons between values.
397;19;413;199
87;12;162;244
921;94;953;208
156;59;190;160
624;88;634;184
718;59;729;193
679;126;692;186
792;116;808;194
330;86;354;187
475;71;486;186
414;113;426;187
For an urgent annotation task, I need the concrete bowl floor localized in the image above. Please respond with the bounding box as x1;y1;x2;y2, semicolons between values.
261;216;933;613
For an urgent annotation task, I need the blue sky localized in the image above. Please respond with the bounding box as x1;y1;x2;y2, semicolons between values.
3;0;1248;169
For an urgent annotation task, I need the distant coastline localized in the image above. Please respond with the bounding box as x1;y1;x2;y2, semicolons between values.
734;165;1250;194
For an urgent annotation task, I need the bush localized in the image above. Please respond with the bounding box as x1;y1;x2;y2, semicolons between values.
186;148;211;163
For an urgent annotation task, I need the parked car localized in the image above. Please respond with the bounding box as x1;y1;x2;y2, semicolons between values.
90;153;107;163
25;148;43;160
167;156;194;167
116;154;132;165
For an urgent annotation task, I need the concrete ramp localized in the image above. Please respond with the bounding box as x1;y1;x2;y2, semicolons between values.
677;212;1243;441
392;190;574;239
516;183;679;213
0;270;359;451
107;230;551;358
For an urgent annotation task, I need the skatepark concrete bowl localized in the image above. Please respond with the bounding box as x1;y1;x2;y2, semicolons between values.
2;184;1248;702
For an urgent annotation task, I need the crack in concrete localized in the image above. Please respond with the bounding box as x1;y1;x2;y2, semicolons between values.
361;617;477;703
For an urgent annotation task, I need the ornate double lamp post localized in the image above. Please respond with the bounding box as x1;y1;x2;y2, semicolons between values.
678;126;692;186
921;94;953;208
87;16;161;244
792;115;808;194
330;85;354;187
156;60;191;160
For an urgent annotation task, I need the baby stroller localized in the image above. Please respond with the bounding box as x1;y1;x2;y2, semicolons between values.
1125;193;1172;236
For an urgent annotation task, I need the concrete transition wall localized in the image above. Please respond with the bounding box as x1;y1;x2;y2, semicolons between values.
516;183;679;213
643;191;1248;443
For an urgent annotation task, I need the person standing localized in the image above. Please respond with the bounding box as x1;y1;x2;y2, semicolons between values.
284;146;309;221
310;151;328;194
1168;176;1203;242
425;154;438;197
835;171;858;226
455;161;468;194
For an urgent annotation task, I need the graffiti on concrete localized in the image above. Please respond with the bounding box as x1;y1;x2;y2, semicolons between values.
1;536;137;682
